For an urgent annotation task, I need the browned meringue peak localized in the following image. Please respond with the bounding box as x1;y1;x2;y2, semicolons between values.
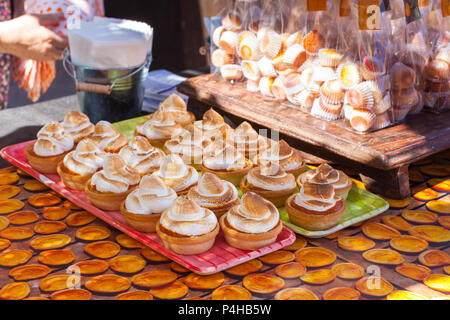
227;192;280;234
63;139;105;176
257;140;304;170
195;108;225;131
137;109;183;140
119;136;165;174
159;195;218;236
293;175;341;213
34;122;74;156
203;144;247;170
188;173;238;207
300;163;350;189
233;122;268;154
247;162;296;191
302;181;335;201
152;154;199;192
160;93;187;111
62;111;94;141
89;121;127;151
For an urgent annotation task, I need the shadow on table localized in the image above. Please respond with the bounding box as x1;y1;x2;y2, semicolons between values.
0;125;41;167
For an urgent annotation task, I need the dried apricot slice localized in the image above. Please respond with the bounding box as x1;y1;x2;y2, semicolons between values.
28;193;61;207
0;173;19;185
294;247;336;267
0;282;30;300
109;255;146;274
34;221;67;234
0;199;25;214
141;247;169;262
381;215;411;231
150;280;188;299
65;211;96;227
68;259;109;275
300;269;336;285
426;200;450;215
274;262;306;279
323;287;360;300
355;277;393;297
39;274;80;292
38;249;76;266
116;291;153;300
0;226;34;240
85;274;131;294
362;222;401;240
42;207;70;221
62;200;82;211
363;249;404;265
243;273;285;295
84;241;120;259
212;285;252;300
438;216;450;229
332;263;365;280
9;264;52;281
390;235;428;253
0;249;32;267
338;235;375;251
274;288;318;300
259;250;294;265
428;178;450;192
409;225;450;243
0;185;20;200
225;259;263;277
51;289;91;300
184;272;225;290
379;196;410;209
30;234;72;250
395;263;431;281
283;236;307;251
418;250;450;267
0;239;10;251
115;234;144;249
387;290;428;300
132;270;178;288
402;210;437;224
0;216;9;231
7;211;39;225
412;186;441;201
23;180;48;192
423;274;450;293
170;262;190;274
76;225;111;241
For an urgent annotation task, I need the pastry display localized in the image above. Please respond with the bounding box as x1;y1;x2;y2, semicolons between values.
219;192;283;250
120;175;177;233
61;111;94;144
119;136;165;176
240;161;296;207
85;155;140;211
57;139;105;190
156;196;219;255
151;93;195;127
188;172;240;218
152;154;199;195
88;121;128;153
25;122;74;174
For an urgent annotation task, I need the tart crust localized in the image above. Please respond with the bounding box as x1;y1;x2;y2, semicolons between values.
134;130;168;150
120;201;161;233
85;179;137;211
25;143;70;174
240;175;296;207
200;158;253;187
56;161;95;191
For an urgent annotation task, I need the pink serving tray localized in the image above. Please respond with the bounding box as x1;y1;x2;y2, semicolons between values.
1;141;295;275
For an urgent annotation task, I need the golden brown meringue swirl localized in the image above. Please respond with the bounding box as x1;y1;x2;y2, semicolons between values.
247;162;296;191
159;196;218;236
91;154;140;194
227;192;280;233
62;111;94;141
152;154;199;192
89;121;127;152
188;173;239;208
34;122;74;156
125;175;177;215
137;109;183;140
63;139;104;176
203;145;247;170
257;140;304;171
164;125;208;163
233;121;268;157
119;136;165;175
159;94;192;124
300;163;351;189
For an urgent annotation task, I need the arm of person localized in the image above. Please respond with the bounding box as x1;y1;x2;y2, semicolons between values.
0;13;68;61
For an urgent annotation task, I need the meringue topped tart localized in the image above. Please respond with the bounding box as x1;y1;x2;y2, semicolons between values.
61;111;94;144
156;196;219;255
57;139;105;190
135;109;183;149
121;175;177;233
194;108;228;141
188;172;240;218
241;162;297;207
151;94;195;127
286;171;346;231
89;121;127;153
85;155;140;211
119;136;165;176
201;144;253;187
255;140;305;177
232;122;268;160
25;122;74;174
220;192;283;251
152;154;199;195
298;163;352;200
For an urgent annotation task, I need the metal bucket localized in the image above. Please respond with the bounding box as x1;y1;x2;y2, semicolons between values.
63;50;151;123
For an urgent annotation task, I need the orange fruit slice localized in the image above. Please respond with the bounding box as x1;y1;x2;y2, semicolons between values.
426;200;450;214
109;255;146;274
0;249;32;267
418;250;450;267
84;241;120;259
9;264;52;281
300;269;336;285
324;231;340;239
62;200;82;211
225;259;263;277
51;289;92;300
0;173;19;185
0;216;9;231
85;274;131;294
7;211;39;225
0;226;34;240
390;235;428;253
412;186;441;201
212;285;252;300
402;210;437;224
409;225;450;243
274;288;318;300
0;185;20;200
0;282;30;300
361;222;401;240
30;234;72;250
381;215;411;231
0;239;10;251
438;216;450;229
423;274;450;293
274;262;306;279
420;164;450;177
355;277;393;297
141;247;169;262
116;291;153;300
34;221;67;234
23;180;48;192
323;287;360;300
283;236;307;251
40;274;80;292
332;263;365;280
243;273;285;295
28;193;61;207
76;225;111;241
132;270;177;288
387;290;428;300
379;196;410;209
338;235;375;251
65;211;96;227
115;234;144;249
38;249;76;266
395;263;431;281
428;178;450;192
185;272;225;290
150;280;188;300
170;262;190;273
294;247;336;267
0;199;25;214
68;259;109;275
363;249;404;265
42;207;70;221
259;250;294;265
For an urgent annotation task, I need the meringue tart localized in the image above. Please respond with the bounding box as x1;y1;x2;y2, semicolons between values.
156;196;219;255
25;122;74;174
220;192;283;251
89;121;128;153
152;154;199;195
297;163;352;200
121;175;177;233
255;140;305;177
232;121;268;159
85;155;140;211
57;139;105;190
241;162;296;207
194;108;229;141
188;172;240;218
61;111;94;144
119;136;165;176
286;172;346;231
156;93;195;127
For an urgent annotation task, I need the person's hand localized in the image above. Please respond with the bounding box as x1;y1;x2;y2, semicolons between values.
0;13;68;61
